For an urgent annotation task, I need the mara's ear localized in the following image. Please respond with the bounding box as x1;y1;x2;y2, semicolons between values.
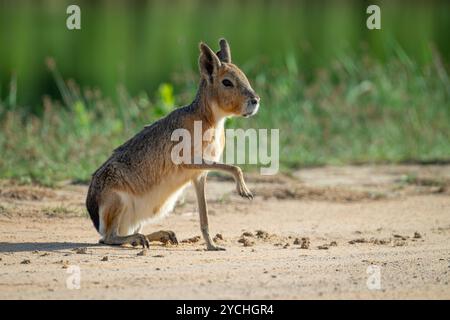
199;42;221;83
216;38;231;63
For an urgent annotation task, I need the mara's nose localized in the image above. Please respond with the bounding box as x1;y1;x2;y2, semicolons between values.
250;96;260;106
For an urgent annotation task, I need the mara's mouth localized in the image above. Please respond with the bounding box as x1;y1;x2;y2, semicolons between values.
242;104;259;118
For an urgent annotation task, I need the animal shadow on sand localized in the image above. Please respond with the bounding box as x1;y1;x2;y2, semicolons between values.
0;242;101;253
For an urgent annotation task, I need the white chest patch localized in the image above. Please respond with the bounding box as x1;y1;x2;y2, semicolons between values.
203;117;225;162
115;172;193;236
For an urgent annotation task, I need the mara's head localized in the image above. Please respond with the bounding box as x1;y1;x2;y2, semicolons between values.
198;38;260;119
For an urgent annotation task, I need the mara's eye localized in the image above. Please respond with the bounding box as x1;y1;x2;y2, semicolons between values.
222;79;234;87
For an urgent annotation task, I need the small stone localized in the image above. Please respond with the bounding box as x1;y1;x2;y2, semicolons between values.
101;256;108;261
181;236;201;243
137;250;147;256
372;238;391;245
243;239;254;247
213;233;223;241
255;230;269;239
237;236;254;247
74;247;88;254
349;238;367;244
300;237;310;249
413;232;422;239
21;259;31;264
393;239;407;247
393;234;408;240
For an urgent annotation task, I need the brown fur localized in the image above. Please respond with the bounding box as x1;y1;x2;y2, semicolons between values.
86;39;260;250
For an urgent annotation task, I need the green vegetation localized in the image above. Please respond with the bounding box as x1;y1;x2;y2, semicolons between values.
0;1;449;185
1;48;449;185
1;1;449;107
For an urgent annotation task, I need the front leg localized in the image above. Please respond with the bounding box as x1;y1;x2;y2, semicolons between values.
193;173;225;251
183;161;253;199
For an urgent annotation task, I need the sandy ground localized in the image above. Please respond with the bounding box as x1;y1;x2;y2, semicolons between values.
0;165;449;299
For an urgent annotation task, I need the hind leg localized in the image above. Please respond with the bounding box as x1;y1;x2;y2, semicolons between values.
98;192;150;249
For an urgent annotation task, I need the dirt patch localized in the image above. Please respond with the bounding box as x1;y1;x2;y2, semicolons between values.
137;249;147;256
1;165;450;299
255;230;270;239
213;233;223;242
348;238;391;245
238;236;254;247
73;247;88;254
294;165;450;197
347;233;422;246
211;172;297;184
253;185;384;202
180;236;201;244
0;186;57;201
293;237;310;249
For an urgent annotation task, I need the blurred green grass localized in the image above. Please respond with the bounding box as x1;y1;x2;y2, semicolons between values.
1;47;449;186
1;0;449;107
0;0;450;185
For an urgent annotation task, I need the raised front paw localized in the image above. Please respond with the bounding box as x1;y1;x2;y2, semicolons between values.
237;183;253;200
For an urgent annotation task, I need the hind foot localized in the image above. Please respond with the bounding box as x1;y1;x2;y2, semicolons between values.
146;230;178;245
102;233;150;249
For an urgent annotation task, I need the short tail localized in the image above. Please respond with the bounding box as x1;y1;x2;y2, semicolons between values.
86;186;100;232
